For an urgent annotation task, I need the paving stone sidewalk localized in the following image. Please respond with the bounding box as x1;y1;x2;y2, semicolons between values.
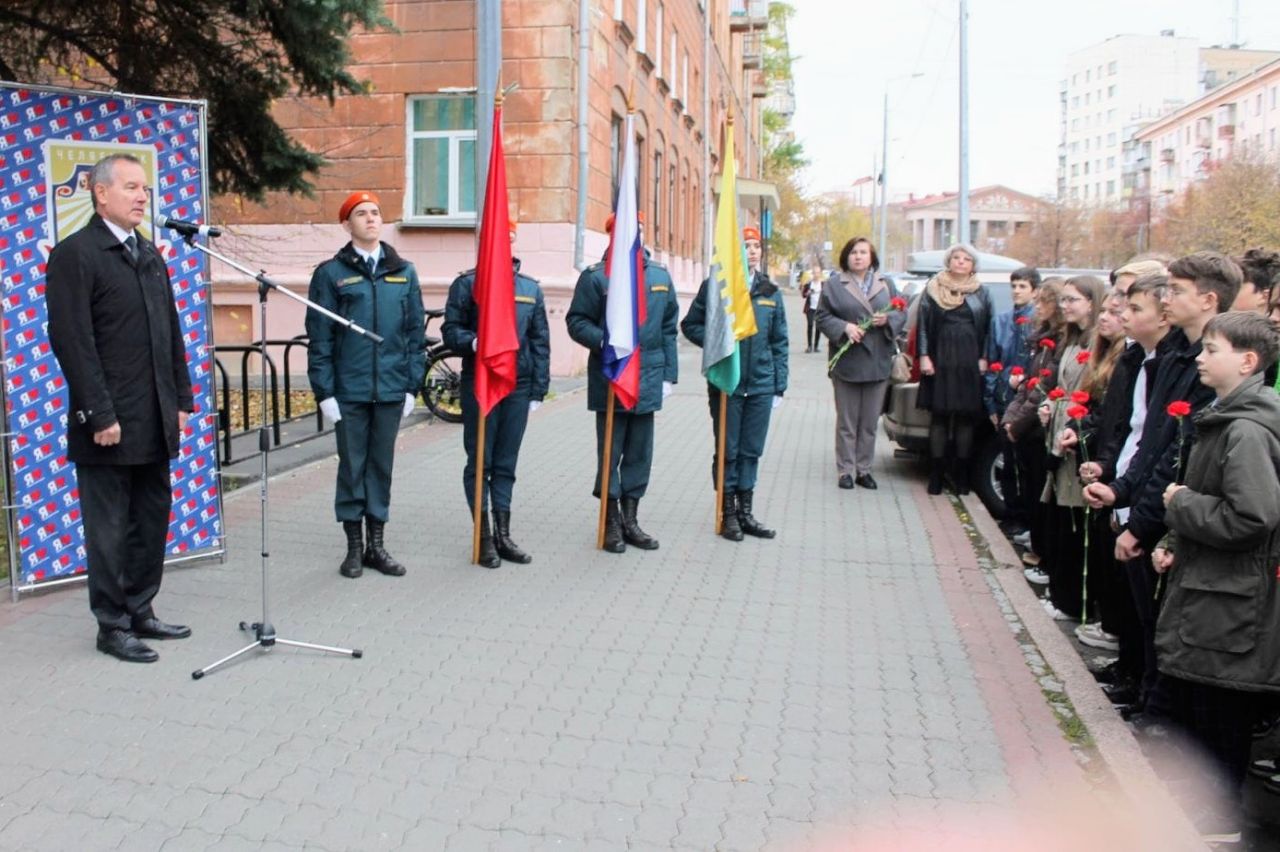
0;293;1197;850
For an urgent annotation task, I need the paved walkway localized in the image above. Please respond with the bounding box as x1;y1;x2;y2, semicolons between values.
0;294;1200;850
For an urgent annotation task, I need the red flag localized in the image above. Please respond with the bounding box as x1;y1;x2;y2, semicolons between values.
473;103;519;416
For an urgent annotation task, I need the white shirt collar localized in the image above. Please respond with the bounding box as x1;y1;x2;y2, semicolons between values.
101;218;134;245
353;244;381;267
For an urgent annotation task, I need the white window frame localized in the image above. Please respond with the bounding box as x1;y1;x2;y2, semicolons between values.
669;31;677;84
404;94;478;227
636;0;648;55
655;4;665;77
614;0;623;20
681;52;689;110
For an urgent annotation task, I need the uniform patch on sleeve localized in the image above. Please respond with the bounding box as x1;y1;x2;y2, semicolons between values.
338;276;364;286
651;285;670;292
515;295;536;304
384;276;409;283
757;299;776;306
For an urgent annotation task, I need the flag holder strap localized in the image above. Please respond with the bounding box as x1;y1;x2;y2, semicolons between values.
180;235;366;680
597;387;617;549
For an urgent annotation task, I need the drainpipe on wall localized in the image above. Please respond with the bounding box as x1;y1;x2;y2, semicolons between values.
702;0;711;271
573;0;592;270
475;0;501;237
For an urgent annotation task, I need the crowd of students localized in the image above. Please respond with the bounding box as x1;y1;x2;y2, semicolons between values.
980;250;1280;846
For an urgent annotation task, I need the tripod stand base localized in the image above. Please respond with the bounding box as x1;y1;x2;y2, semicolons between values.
191;620;362;680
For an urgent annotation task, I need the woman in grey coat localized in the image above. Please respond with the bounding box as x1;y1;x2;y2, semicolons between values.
816;237;907;489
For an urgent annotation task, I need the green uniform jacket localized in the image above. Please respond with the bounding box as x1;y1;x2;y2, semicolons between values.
680;270;789;397
565;252;679;414
1156;373;1280;693
306;242;427;403
440;258;551;400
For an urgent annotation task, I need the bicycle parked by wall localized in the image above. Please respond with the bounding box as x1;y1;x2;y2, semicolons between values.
420;307;463;423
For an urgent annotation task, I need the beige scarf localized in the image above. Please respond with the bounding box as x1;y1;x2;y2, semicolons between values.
926;271;980;311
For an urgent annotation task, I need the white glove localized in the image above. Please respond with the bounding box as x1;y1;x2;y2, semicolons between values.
772;395;783;410
472;338;478;352
402;393;416;418
319;397;342;423
662;381;674;399
529;400;542;413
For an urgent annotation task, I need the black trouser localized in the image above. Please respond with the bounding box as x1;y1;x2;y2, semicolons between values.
594;411;654;499
1008;429;1046;530
805;311;820;350
1125;553;1162;701
1044;502;1088;619
77;461;173;632
1163;676;1261;815
462;384;531;512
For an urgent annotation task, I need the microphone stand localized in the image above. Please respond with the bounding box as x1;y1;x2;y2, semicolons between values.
184;232;375;679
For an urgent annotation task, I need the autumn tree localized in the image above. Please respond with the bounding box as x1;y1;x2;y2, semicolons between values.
0;0;390;199
1153;156;1280;255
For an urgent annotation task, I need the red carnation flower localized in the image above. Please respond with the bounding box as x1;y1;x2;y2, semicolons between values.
1015;316;1031;325
1039;338;1056;350
1010;366;1025;377
1076;351;1091;364
1070;390;1090;404
1047;387;1066;401
1166;400;1192;418
1066;404;1089;420
890;296;908;312
1040;368;1052;378
1027;377;1041;391
988;361;1004;373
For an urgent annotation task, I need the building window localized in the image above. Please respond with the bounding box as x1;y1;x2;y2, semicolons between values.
1107;60;1117;75
636;0;647;54
613;0;623;20
655;4;665;77
1272;86;1277;109
1106;132;1116;146
652;149;663;247
406;94;477;223
1085;93;1090;105
1106;156;1115;169
1071;164;1079;177
609;112;623;203
1106;180;1115;196
1072;96;1079;108
669;31;677;84
1257;93;1264;116
682;52;689;109
1108;85;1116;98
668;161;677;248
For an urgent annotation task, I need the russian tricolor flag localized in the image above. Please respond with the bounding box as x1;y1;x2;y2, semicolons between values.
602;112;646;411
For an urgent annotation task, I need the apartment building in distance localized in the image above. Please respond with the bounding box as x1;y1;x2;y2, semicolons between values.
213;0;779;375
1057;31;1279;204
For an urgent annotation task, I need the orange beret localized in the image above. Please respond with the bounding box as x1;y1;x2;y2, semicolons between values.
604;210;645;233
338;191;380;222
509;218;518;232
743;227;762;243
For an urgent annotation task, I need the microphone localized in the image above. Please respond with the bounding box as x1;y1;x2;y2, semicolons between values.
162;217;222;239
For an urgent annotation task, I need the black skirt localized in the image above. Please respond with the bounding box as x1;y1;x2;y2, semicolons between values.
917;302;983;415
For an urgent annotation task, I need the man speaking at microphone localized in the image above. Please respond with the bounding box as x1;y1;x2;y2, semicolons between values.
306;191;426;579
46;153;195;663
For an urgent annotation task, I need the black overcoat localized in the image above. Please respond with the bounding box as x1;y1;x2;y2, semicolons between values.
45;214;194;465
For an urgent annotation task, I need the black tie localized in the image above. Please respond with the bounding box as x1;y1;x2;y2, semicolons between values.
124;234;137;260
366;256;376;278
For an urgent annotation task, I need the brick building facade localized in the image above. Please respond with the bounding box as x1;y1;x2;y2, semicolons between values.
212;0;770;376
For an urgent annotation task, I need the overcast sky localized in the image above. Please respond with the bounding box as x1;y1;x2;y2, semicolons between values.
788;0;1280;200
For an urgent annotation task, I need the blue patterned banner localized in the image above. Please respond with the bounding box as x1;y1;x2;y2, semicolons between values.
0;83;224;594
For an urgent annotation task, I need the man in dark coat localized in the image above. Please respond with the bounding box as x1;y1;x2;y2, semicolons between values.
306;191;427;579
443;220;551;568
566;213;679;553
45;153;195;663
681;226;788;540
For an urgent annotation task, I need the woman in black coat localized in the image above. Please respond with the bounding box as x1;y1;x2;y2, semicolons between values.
916;243;993;495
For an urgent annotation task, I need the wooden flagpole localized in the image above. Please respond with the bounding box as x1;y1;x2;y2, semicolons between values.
714;391;728;533
597;387;617;548
472;413;487;563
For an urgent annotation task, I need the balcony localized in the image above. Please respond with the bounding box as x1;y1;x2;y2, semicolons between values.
750;70;768;99
730;0;768;32
1218;123;1235;140
1160;147;1175;163
742;31;762;70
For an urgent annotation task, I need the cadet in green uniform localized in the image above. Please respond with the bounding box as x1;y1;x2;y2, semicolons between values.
566;212;679;553
443;219;551;568
306;191;426;578
681;226;789;540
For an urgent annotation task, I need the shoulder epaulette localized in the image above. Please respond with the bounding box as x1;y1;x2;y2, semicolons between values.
646;259;668;270
585;261;603;272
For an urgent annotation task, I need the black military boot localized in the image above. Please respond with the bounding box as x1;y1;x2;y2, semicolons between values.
720;492;744;541
737;490;776;538
339;521;363;578
477;511;501;568
927;463;945;495
620;497;659;550
603;499;626;553
492;510;532;564
953;458;971;495
363;518;406;576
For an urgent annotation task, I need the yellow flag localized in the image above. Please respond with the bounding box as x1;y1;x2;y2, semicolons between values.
704;123;758;392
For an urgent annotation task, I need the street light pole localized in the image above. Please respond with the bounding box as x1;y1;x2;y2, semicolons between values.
957;0;971;247
879;72;922;267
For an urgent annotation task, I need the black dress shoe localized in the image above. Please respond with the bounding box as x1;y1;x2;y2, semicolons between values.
97;629;159;663
132;618;192;640
838;474;854;490
1103;683;1140;706
854;474;878;490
